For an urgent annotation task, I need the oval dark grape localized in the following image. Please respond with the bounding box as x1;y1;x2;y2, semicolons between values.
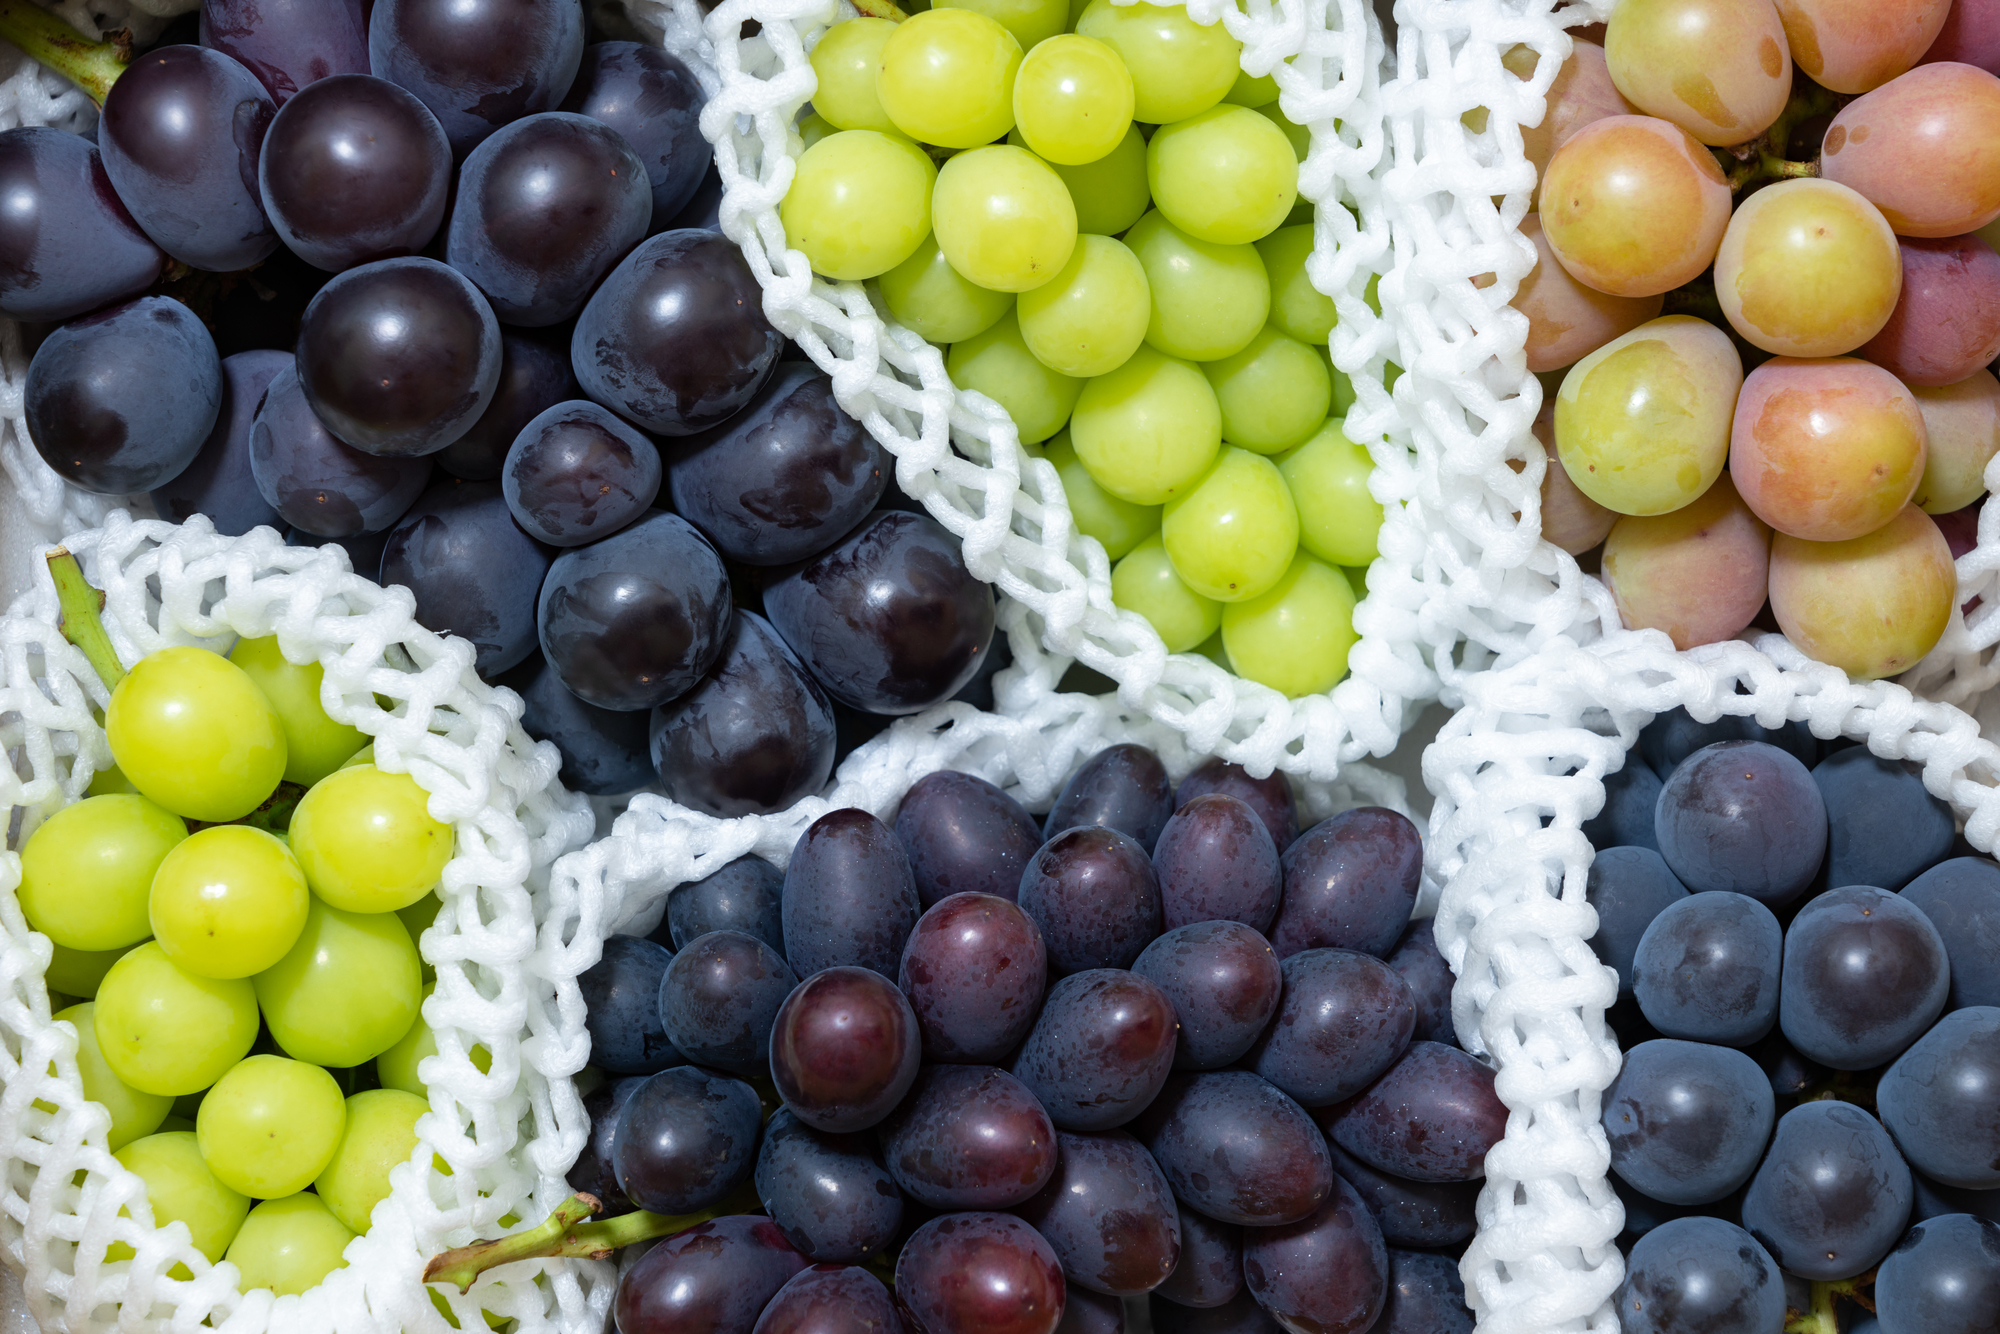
1900;857;2000;1010
495;649;653;796
559;42;710;224
287;523;394;575
1385;919;1457;1047
753;1264;903;1334
1639;706;1816;777
1155;1201;1241;1308
201;0;368;104
1132;920;1282;1072
610;1067;763;1214
1325;1142;1479;1249
1654;740;1827;905
768;965;920;1134
577;934;682;1075
658;929;798;1077
502;400;661;547
1270;807;1423;960
781;808;921;980
1174;757;1297;850
1812;747;1955;892
1582;758;1663;853
1372;1248;1474;1334
436;330;578;481
613;1214;807;1334
1585;846;1689;998
1046;744;1173;848
1017;827;1163;975
1249;948;1415;1109
894;770;1043;907
0;126;163;321
1601;1038;1774;1206
1153;794;1282;934
1878;1006;2000;1191
367;0;585;157
1015;1129;1181;1295
1613;1216;1784;1334
150;348;288;535
894;1212;1066;1334
379;477;550;675
1631;891;1782;1045
1054;1289;1124;1334
752;1109;903;1263
566;1074;643;1217
1873;1212;2000;1334
1780;885;1950;1071
898;892;1048;1063
1135;1069;1333;1226
250;366;432;535
877;1064;1058;1209
1239;1173;1387;1334
1320;1042;1506;1184
1009;969;1178;1131
1741;1100;1914;1281
666;856;785;954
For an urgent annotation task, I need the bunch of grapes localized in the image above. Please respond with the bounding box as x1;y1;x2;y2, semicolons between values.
784;0;1385;699
1511;0;2000;681
1585;707;2000;1333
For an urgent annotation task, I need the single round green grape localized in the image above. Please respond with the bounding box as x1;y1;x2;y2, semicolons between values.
1111;534;1223;652
781;130;936;281
1279;418;1383;567
315;1089;428;1234
877;234;1016;343
1017;233;1150;378
196;1055;347;1199
1147;104;1298;246
1016;123;1151;236
1256;224;1336;345
225;1193;355;1296
1221;553;1357;697
225;636;367;788
255;898;423;1068
1036;430;1160;559
1257;101;1311;162
1226;67;1280;108
19;794;186;952
876;8;1023;148
287;764;453;915
1125;210;1270;362
1070;344;1222;505
114;1131;250;1264
810;17;899;132
932;144;1078;293
948;309;1083;444
1012;33;1134;166
45;941;136;999
1161;448;1300;602
1072;0;1240;125
939;0;1067;55
93;941;259;1097
56;1001;171;1150
86;764;137;796
798;111;837;151
375;985;491;1098
106;646;287;824
1205;326;1332;454
149;826;311;980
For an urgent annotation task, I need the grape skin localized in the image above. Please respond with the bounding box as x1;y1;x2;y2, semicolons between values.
1631;892;1781;1046
1326;1142;1479;1249
1247;948;1416;1108
1901;857;2000;1009
1581;763;1664;854
1601;1038;1775;1205
1861;234;2000;387
200;0;368;105
1155;1202;1242;1308
1768;506;1957;680
658;929;798;1078
502;400;661;547
1320;1042;1506;1184
1136;1069;1333;1226
1046;744;1174;848
1712;178;1903;360
1014;1129;1181;1295
1813;746;1956;891
753;1110;904;1262
1514;214;1663;373
1613;1215;1785;1334
613;1215;808;1334
768;966;921;1133
495;651;652;797
1009;968;1178;1131
1740;1100;1915;1281
893;1212;1066;1334
250;366;433;536
665;856;785;953
1730;356;1926;543
1585;846;1688;995
1386;919;1458;1047
1912;372;2000;514
379;478;552;676
756;1265;903;1334
1782;885;1951;1070
1153;794;1282;933
611;1069;764;1214
1604;0;1791;147
1821;63;2000;237
1873;1212;2000;1334
1018;827;1163;975
1600;470;1773;650
436;331;578;481
566;1076;643;1216
1528;405;1618;556
1269;807;1423;961
1132;921;1282;1071
150;349;289;536
878;1065;1057;1209
1653;741;1827;906
1640;704;1818;775
1776;0;1952;95
1520;40;1635;208
367;0;585;157
1151;1290;1282;1334
1239;1173;1387;1334
576;935;684;1075
0;126;164;321
898;892;1049;1063
1538;117;1732;298
1877;1006;2000;1191
559;43;710;225
782;809;921;981
894;771;1042;907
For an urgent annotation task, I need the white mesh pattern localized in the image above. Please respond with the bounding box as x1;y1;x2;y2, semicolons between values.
0;515;610;1334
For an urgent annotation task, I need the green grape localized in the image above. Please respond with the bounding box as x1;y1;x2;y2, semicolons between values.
196;1055;346;1198
375;985;490;1098
315;1089;428;1234
94;942;258;1096
113;1131;250;1264
1190;630;1231;669
18;794;185;951
1204;325;1331;454
1221;553;1356;697
798;112;837;151
1256;224;1336;345
339;743;374;770
1161;448;1300;602
1011;34;1134;166
1279;418;1383;567
287;764;452;915
149;826;311;980
1016;123;1151;236
948;309;1083;444
1147;105;1298;246
56;1001;171;1149
809;17;898;132
1073;0;1240;125
225;637;367;788
397;890;444;983
1226;67;1280;108
86;765;137;796
1341;565;1369;602
106;647;287;824
1036;430;1160;559
933;144;1078;293
1256;101;1311;162
1329;362;1357;415
876;235;1015;343
45;941;135;999
781;130;936;281
1111;535;1223;652
1125;210;1270;363
876;8;1023;148
939;0;1068;54
226;1193;355;1296
1016;233;1149;378
255;898;423;1068
1070;344;1222;505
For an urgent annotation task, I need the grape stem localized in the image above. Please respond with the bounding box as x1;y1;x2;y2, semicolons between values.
1783;1276;1873;1334
422;1193;719;1293
0;1;130;106
849;0;910;19
45;549;126;693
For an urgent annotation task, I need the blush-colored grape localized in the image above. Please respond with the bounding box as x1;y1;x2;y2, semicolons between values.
1822;63;2000;237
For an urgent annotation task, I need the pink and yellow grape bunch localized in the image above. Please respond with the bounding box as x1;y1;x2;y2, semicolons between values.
785;0;1386;698
20;637;464;1296
1513;0;2000;680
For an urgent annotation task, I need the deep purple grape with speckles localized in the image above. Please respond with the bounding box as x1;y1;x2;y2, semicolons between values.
1326;1142;1478;1249
609;1067;763;1215
0;126;163;321
898;892;1048;1063
781;808;921;980
613;1214;807;1334
367;0;585;157
1153;794;1282;934
1155;1201;1241;1308
560;42;710;225
1009;969;1178;1131
151;348;288;535
1248;948;1416;1108
658;929;798;1077
1239;1173;1387;1334
249;366;431;535
379;477;551;675
502;399;661;547
1046;745;1174;847
1017;827;1163;975
1270;808;1423;961
894;770;1043;907
1135;1069;1332;1227
878;1065;1057;1210
1320;1042;1506;1184
201;0;368;106
1132;920;1282;1072
1015;1129;1181;1295
437;331;578;481
753;1110;903;1263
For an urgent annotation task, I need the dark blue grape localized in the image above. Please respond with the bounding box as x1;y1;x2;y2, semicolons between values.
201;0;368;104
754;1109;903;1262
1740;1100;1914;1281
894;770;1042;907
1780;885;1950;1071
1174;757;1297;850
1248;949;1414;1109
1585;846;1689;998
1601;1039;1774;1206
25;295;220;495
669;162;724;232
1131;920;1281;1071
782;808;920;980
1009;969;1178;1131
1900;857;2000;1010
1371;1249;1473;1334
1151;1290;1280;1334
949;627;1012;712
1052;1288;1124;1334
1016;1129;1180;1295
1582;758;1662;853
1325;1142;1478;1249
257;361;434;537
1878;1006;2000;1191
665;856;786;954
0;126;163;321
1153;795;1282;934
1239;1173;1386;1334
1319;1042;1505;1184
150;348;288;535
878;1065;1058;1209
436;330;579;481
613;1214;807;1334
1654;741;1827;905
1913;1175;2000;1226
578;934;682;1075
1155;1201;1241;1308
1611;1174;1696;1245
610;1066;762;1213
1874;1213;2000;1334
769;966;921;1133
1752;1029;1827;1100
495;649;653;796
566;1073;643;1216
1045;745;1173;848
368;0;585;157
1631;891;1781;1045
898;892;1048;1063
753;1264;903;1334
1017;827;1163;975
560;43;710;224
894;1212;1067;1334
1384;919;1456;1047
1269;808;1422;961
1639;705;1816;777
1612;1216;1784;1334
286;523;394;575
502;400;661;546
1135;1070;1333;1226
378;477;550;675
657;929;798;1077
1811;747;1955;893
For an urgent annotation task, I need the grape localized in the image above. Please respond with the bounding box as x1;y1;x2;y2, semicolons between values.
1903;858;2000;1009
1016;234;1150;379
194;1055;345;1198
567;1076;643;1216
17;795;185;953
367;0;582;156
1822;64;2000;237
225;635;365;787
225;1193;354;1295
1012;34;1133;166
1251;227;1334;350
948;308;1083;444
1129;921;1281;1072
1776;0;1951;94
894;773;1042;910
1214;336;1336;464
753;1110;903;1262
1613;1215;1785;1334
668;856;787;954
1152;1291;1281;1334
667;364;886;566
781;130;936;282
1814;747;1956;891
1044;744;1169;844
1922;0;2000;71
147;826;309;980
1146;105;1297;248
611;1068;763;1214
0;126;164;321
1156;1202;1241;1308
1269;807;1422;961
1136;1069;1332;1225
1654;739;1827;907
1325;1142;1479;1250
255;900;422;1066
1382;921;1455;1048
1518;40;1636;209
1364;1249;1472;1334
381;478;552;673
877;235;1016;344
1583;761;1662;860
754;1264;903;1334
249;367;433;536
1876;1218;2000;1334
1514;214;1664;374
895;1212;1067;1334
899;892;1049;1062
1913;372;2000;514
107;646;286;824
1239;1173;1387;1334
1538;117;1732;297
1600;472;1772;650
1176;759;1297;850
1009;968;1177;1130
1160;447;1300;604
572;229;785;436
1320;1042;1505;1183
1073;0;1239;125
1151;795;1281;933
1583;846;1688;997
1601;1038;1774;1205
658;929;798;1077
288;762;450;916
1731;356;1927;543
1224;553;1357;696
1125;210;1269;363
1782;885;1950;1070
1523;404;1618;555
1113;535;1224;651
495;650;652;796
876;8;1022;148
1017;827;1163;974
878;1064;1058;1208
1724;189;1902;367
436;331;579;481
949;0;1069;51
1768;506;1958;680
200;0;367;103
1602;0;1790;146
1642;706;1818;775
579;936;683;1074
1862;235;2000;389
55;1002;171;1149
932;144;1078;294
1878;1006;2000;1190
1913;1177;2000;1227
113;1131;248;1263
782;808;922;980
1249;949;1416;1109
1070;346;1223;507
560;42;709;224
1742;1100;1914;1280
495;401;660;548
311;1089;426;1235
810;18;898;133
614;1216;808;1334
148;349;287;534
768;965;921;1132
94;942;258;1096
98;45;277;272
1017;1128;1180;1295
1031;122;1151;237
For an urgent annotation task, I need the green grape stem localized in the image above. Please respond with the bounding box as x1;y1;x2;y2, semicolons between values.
46;549;126;693
849;0;909;19
1782;1276;1873;1334
0;1;130;105
422;1194;721;1293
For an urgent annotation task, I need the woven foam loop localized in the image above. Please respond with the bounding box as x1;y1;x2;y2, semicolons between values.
0;513;605;1334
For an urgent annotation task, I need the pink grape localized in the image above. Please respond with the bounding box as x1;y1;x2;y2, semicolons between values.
1515;214;1664;372
1774;0;1951;94
1712;178;1903;359
1920;0;2000;74
1730;357;1928;542
1602;472;1772;650
1821;63;2000;238
1856;233;2000;386
1603;0;1791;147
1910;370;2000;514
1539;115;1732;298
1513;40;1635;207
1526;401;1615;555
1768;506;1956;680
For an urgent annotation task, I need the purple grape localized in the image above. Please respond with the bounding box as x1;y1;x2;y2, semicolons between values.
1248;949;1415;1109
658;929;798;1078
1779;885;1950;1071
1371;1249;1473;1334
1152;795;1282;934
150;348;288;535
1601;1039;1774;1206
378;477;550;675
1046;745;1173;847
1131;920;1282;1072
1874;1213;2000;1334
768;966;921;1134
670;163;724;232
894;1212;1067;1334
502;400;661;546
1878;1006;2000;1191
1319;1042;1506;1184
1613;1216;1783;1334
1151;1290;1281;1334
1017;827;1163;975
1582;758;1663;853
1384;919;1456;1047
613;1215;807;1334
201;0;367;104
1611;1174;1696;1245
1752;1029;1827;1100
1740;1100;1914;1281
1325;1143;1478;1249
286;523;393;575
495;650;653;796
1269;808;1422;961
577;934;682;1075
436;331;579;481
894;770;1043;907
1654;740;1827;905
1053;1289;1124;1334
1174;757;1297;849
667;856;785;954
0;127;163;321
1585;846;1689;999
1155;1201;1240;1308
1639;706;1817;776
1812;747;1955;892
610;1067;762;1214
753;1264;904;1334
898;892;1048;1063
781;809;921;980
1913;1176;2000;1226
1015;1129;1181;1295
1631;891;1781;1045
1135;1070;1333;1226
1900;857;2000;1010
250;366;432;535
1009;969;1178;1131
367;0;585;157
878;1065;1058;1209
566;1074;643;1217
1239;1174;1387;1334
753;1110;904;1263
560;42;710;224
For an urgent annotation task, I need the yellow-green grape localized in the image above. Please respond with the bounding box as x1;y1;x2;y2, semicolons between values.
315;1089;428;1234
1111;535;1223;651
339;743;374;770
226;636;367;788
781;130;936;281
932;144;1078;293
1147;105;1298;246
255;899;423;1068
376;985;492;1098
149;826;311;980
105;646;287;824
876;8;1023;149
1070;345;1223;505
1037;430;1161;559
1204;326;1332;454
809;17;899;132
1012;34;1134;166
1329;362;1357;416
287;764;453;915
46;941;135;999
93;942;259;1096
1161;448;1300;602
940;0;1068;57
86;765;137;796
948;309;1083;444
226;1193;355;1296
1256;224;1335;345
1279;418;1383;567
18;795;186;952
56;1002;171;1149
113;1132;250;1264
1023;124;1151;236
876;235;1015;343
1256;101;1311;162
1221;554;1357;697
798;112;837;151
1073;0;1241;125
195;1055;346;1199
1017;234;1150;378
1190;630;1231;669
1126;210;1270;362
397;890;443;983
1226;67;1280;108
1711;177;1902;360
1341;565;1369;602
